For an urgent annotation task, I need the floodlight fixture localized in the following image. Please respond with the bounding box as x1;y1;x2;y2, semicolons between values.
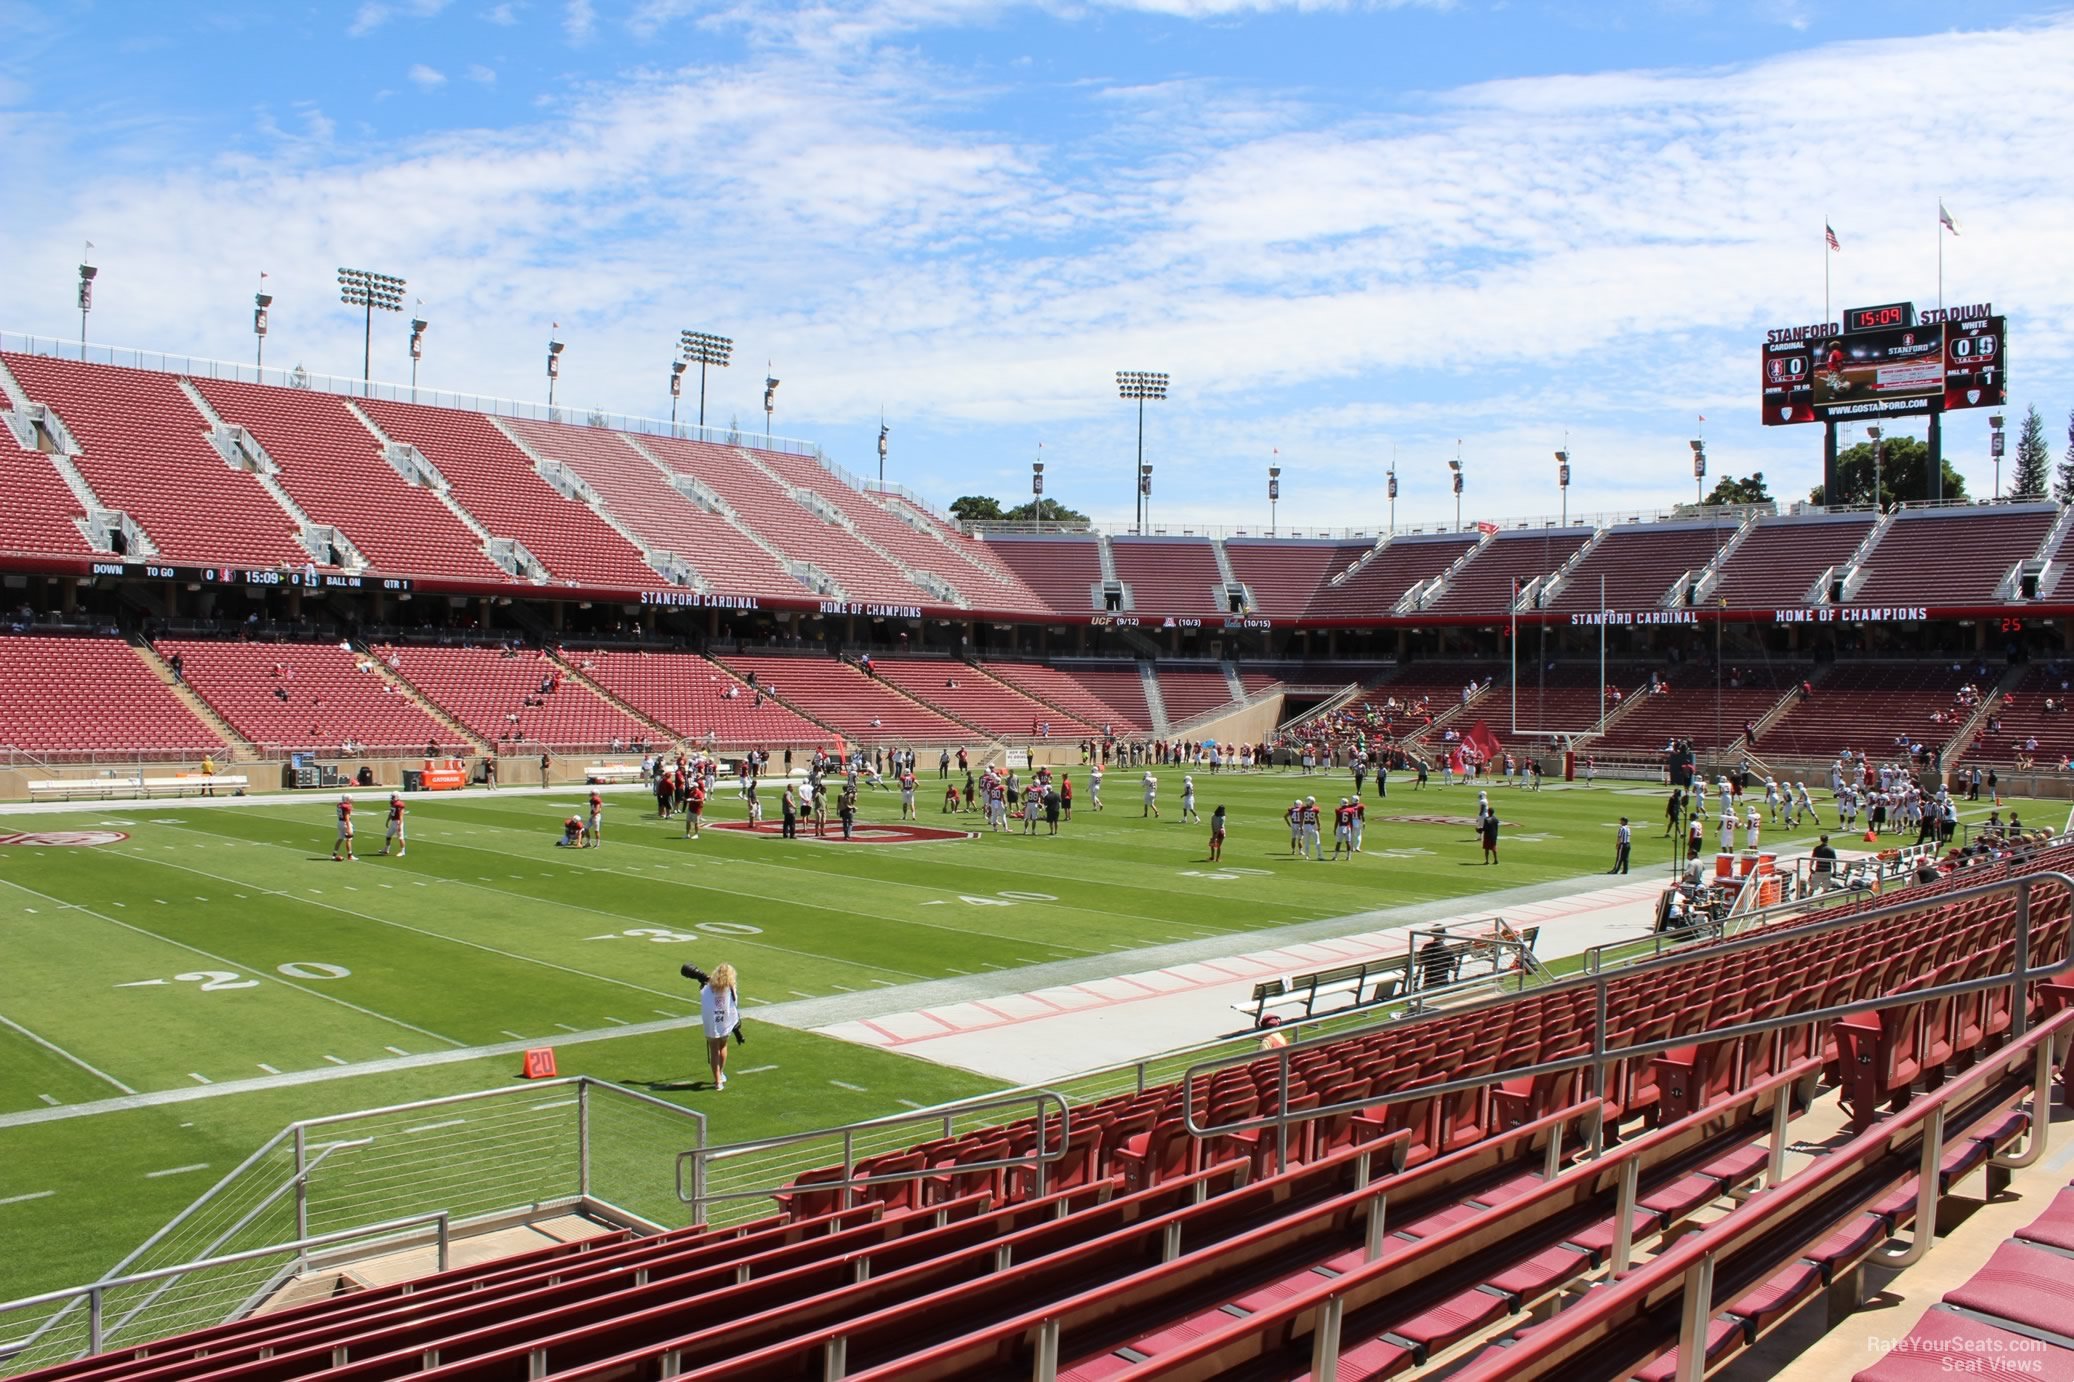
679;329;733;428
337;266;407;389
253;288;274;370
1116;370;1169;532
763;370;779;440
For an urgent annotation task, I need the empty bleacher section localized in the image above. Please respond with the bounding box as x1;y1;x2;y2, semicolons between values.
741;445;978;604
1541;520;1733;612
866;658;1096;738
1223;539;1359;617
566;649;829;747
1425;528;1593;616
158;639;466;756
1967;663;2074;766
357;400;657;588
1306;533;1475;620
0;416;95;557
0;635;222;754
638;435;935;605
498;418;800;596
1107;537;1223;615
1706;512;1875;609
3;354;308;568
868;492;1047;608
1592;662;1804;758
715;654;969;742
984;535;1103;616
1760;662;1971;761
1156;664;1240;724
375;644;651;750
1502;663;1641;738
1851;504;2059;605
190;380;505;582
982;660;1151;734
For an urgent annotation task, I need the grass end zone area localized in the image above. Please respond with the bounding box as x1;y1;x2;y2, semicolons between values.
0;773;2049;1303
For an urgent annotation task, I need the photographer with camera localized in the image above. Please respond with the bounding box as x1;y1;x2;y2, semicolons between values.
682;962;743;1090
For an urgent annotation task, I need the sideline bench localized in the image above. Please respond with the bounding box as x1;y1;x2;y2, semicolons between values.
27;774;249;801
1239;928;1539;1025
584;763;647;784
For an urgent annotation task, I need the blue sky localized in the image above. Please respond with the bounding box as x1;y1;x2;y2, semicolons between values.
4;0;2073;531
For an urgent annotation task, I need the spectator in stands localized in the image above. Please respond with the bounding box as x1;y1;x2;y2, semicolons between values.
1418;929;1455;989
1810;834;1838;889
696;963;741;1090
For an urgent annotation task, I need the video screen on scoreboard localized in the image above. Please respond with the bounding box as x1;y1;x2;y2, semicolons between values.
1811;323;1945;414
1944;315;2007;412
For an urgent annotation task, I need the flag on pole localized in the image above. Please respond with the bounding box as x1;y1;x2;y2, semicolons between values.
1939;201;1960;236
1824;223;1840;252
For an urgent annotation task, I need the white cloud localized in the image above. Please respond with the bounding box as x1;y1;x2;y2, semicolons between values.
349;0;452;36
564;0;597;41
466;63;498;83
407;63;449;88
482;1;521;21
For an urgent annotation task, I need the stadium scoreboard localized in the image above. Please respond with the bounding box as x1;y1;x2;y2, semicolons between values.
1760;301;2004;426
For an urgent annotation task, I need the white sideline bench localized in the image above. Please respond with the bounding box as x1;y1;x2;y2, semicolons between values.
28;775;251;801
584;763;647;784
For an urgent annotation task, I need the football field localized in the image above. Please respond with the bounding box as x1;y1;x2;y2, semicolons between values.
0;770;2042;1304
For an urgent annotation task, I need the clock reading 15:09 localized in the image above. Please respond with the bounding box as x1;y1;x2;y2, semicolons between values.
1845;302;1913;334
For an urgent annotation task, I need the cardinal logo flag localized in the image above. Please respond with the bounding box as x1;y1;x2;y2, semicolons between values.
1464;719;1504;766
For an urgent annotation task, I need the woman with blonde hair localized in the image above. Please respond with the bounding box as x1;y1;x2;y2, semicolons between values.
699;962;741;1090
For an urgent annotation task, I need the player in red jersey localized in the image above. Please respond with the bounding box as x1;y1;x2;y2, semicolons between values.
587;790;604;848
377;793;406;857
684;781;705;839
332;795;356;862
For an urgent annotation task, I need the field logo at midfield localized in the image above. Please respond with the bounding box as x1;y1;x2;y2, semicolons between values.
1375;815;1517;829
0;830;129;847
709;821;975;845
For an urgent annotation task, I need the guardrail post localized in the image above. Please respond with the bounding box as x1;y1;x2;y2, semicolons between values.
1590;980;1609;1156
1767;1086;1792;1188
1675;1252;1715;1382
2012;877;2032;1042
293;1124;309;1265
1310;1293;1344;1381
88;1286;103;1356
841;1132;856;1211
436;1212;450;1272
1032;1318;1060;1382
1276;1046;1291;1176
578;1080;593;1201
1612;1157;1640;1275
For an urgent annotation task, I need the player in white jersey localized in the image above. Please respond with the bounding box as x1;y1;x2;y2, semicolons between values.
1179;775;1199;823
1142;772;1160;818
1089;764;1104;812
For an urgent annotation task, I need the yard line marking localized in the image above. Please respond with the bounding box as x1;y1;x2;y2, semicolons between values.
188;1073;212;1085
322;1055;349;1065
652;1009;682;1018
404;1118;466;1135
830;984;857;992
789;990;814;998
603;1017;631;1026
734;1064;778;1076
530;1098;578;1111
256;1063;280;1075
871;980;897;988
896;1098;925;1109
37;1095;58;1107
383;1045;409;1056
829;1080;868;1092
193;897;208;902
145;1163;210;1179
501;1030;527;1041
0;1013;138;1095
0;1191;56;1206
553;1023;582;1033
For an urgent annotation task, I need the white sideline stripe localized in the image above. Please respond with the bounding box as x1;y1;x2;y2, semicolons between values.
0;1012;708;1130
0;1014;138;1096
0;1191;56;1206
404;1118;466;1135
256;1063;280;1075
188;1073;212;1085
144;1163;210;1179
829;1080;868;1092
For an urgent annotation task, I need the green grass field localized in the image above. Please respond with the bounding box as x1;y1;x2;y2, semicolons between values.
0;770;2050;1308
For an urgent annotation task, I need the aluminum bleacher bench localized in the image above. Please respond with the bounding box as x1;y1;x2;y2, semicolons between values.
583;763;646;784
27;774;248;801
1240;957;1411;1023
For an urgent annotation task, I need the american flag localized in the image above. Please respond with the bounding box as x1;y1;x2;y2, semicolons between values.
1825;223;1840;252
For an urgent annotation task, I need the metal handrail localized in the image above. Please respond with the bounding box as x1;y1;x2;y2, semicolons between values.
677;1091;1069;1220
1180;871;2072;1159
0;1211;451;1360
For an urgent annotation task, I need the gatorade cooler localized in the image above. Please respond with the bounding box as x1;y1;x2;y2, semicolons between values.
1715;853;1735;879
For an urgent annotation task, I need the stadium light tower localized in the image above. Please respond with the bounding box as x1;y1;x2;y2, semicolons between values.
679;329;732;429
1139;462;1154;529
1865;425;1883;511
336;267;406;391
1032;456;1045;534
1448;449;1464;532
1386;454;1398;534
546;334;565;409
669;359;688;425
763;369;780;440
1268;463;1282;537
252;280;273;371
408;314;428;400
878;418;890;487
1554;449;1571;526
1990;413;2005;498
76;251;98;356
1689;438;1706;505
1116;370;1168;533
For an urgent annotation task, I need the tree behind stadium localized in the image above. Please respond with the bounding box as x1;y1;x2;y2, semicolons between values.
1809;436;1967;507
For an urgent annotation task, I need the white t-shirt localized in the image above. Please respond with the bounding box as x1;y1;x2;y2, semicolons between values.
699;983;740;1040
